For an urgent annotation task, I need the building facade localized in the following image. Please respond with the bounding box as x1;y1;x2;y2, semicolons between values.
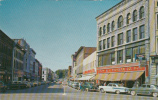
96;0;150;87
0;30;13;84
42;67;49;81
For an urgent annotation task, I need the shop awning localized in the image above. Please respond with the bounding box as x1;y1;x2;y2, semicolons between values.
92;74;109;80
76;75;95;81
107;73;125;81
121;71;144;81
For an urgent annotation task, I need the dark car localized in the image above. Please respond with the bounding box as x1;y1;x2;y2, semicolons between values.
128;84;158;97
0;81;7;93
81;82;98;92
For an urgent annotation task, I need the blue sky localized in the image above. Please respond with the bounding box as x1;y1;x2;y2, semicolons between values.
0;0;121;72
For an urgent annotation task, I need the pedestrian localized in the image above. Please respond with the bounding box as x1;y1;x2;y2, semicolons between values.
104;82;106;86
79;81;81;90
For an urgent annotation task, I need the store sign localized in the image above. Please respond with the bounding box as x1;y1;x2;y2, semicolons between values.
97;66;145;74
83;69;95;74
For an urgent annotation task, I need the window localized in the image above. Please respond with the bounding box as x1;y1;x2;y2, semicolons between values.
139;6;144;19
140;45;145;54
139;25;145;39
133;47;138;61
157;14;158;29
111;21;115;31
133;10;137;22
103;25;106;34
127;13;131;24
111;36;115;47
99;27;102;36
126;30;131;43
111;52;115;65
133;28;137;41
107;23;110;33
118;33;123;45
126;48;132;63
118;15;123;28
99;41;102;50
118;50;123;63
103;53;111;65
103;39;106;49
107;38;110;48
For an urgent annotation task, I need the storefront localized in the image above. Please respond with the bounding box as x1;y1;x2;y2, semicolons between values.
93;62;148;88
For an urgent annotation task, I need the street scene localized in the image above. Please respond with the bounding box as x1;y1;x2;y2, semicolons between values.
1;0;158;99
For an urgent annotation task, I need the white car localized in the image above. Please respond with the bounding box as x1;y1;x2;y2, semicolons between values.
99;83;128;94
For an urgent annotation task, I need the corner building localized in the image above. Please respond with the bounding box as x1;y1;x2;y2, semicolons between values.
95;0;157;87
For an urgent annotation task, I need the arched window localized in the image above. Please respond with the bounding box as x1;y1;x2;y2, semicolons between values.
126;13;131;24
107;23;110;33
99;27;102;36
103;25;106;34
111;21;115;31
133;10;137;22
139;6;144;19
118;15;123;28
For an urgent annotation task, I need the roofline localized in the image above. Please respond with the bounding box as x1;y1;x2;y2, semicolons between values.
95;0;124;19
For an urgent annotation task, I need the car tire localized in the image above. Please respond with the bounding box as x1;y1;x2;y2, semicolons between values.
131;91;136;96
152;93;158;97
116;90;120;94
100;88;105;93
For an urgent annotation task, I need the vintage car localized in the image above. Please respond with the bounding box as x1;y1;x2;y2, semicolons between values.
7;81;27;89
71;82;79;89
99;83;128;94
0;81;7;93
81;82;98;92
128;84;158;97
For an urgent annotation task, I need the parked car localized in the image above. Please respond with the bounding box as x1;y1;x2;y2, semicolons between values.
28;82;34;87
32;81;38;86
81;82;98;92
7;81;27;89
72;82;79;89
41;81;46;85
23;81;31;88
99;83;128;94
128;84;158;97
0;81;7;93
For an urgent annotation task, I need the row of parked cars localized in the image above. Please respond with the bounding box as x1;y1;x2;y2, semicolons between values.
68;81;158;97
0;81;51;92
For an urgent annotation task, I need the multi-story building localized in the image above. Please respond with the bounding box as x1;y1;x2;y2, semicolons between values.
68;66;72;79
75;46;96;78
35;59;39;81
14;39;31;81
38;61;42;81
71;54;77;80
42;67;49;81
95;0;158;87
0;30;13;84
12;42;25;81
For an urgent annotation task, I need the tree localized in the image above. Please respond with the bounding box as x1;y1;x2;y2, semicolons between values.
55;69;68;79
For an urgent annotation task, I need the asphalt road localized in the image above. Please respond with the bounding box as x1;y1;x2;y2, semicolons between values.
0;82;157;100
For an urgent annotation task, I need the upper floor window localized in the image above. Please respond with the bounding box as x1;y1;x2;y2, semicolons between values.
127;13;131;24
107;38;110;48
111;21;115;31
117;50;123;64
126;48;132;63
133;10;137;22
118;15;123;28
133;27;137;41
139;25;145;39
107;23;110;33
103;39;106;49
126;30;131;43
139;6;144;19
99;27;102;36
99;41;102;50
103;25;106;34
111;36;115;47
111;52;115;65
118;33;123;45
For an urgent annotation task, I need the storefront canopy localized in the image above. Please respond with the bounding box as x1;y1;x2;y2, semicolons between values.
76;75;95;81
92;71;144;81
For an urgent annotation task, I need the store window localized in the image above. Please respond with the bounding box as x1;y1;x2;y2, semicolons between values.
126;48;132;63
107;38;110;48
111;52;115;65
133;27;137;41
139;45;145;54
126;30;131;43
118;33;123;45
139;6;144;19
127;13;131;24
132;47;138;61
103;53;111;65
98;56;102;66
111;36;115;47
103;39;106;49
139;25;145;39
117;50;123;64
133;10;137;22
